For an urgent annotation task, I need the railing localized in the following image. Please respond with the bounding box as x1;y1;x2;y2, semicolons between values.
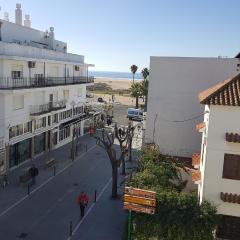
30;100;67;116
0;76;94;89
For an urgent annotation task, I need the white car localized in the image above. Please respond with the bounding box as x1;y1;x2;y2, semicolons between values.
127;108;143;121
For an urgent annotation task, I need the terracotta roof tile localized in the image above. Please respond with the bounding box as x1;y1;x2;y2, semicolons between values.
198;73;240;106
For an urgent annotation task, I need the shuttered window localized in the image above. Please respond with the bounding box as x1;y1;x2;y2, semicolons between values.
223;154;240;180
217;215;240;239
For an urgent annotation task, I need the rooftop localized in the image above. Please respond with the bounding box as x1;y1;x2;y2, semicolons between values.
198;73;240;106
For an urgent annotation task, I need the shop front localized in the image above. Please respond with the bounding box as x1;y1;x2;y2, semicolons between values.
9;138;31;168
34;133;45;155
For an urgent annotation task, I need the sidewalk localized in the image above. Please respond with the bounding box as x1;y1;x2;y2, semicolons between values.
0;134;96;215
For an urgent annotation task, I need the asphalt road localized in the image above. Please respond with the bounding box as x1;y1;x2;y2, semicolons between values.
0;145;116;240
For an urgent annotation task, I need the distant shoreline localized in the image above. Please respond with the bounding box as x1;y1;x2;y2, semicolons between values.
94;76;141;81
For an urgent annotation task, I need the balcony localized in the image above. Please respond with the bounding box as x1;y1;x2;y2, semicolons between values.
220;192;240;204
0;76;94;90
192;170;201;184
192;153;201;168
30;100;67;116
196;122;205;133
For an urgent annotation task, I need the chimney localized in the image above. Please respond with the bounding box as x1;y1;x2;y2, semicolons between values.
15;3;22;25
24;14;31;28
4;12;9;21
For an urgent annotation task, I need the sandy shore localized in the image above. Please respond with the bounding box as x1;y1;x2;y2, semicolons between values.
92;77;144;106
94;77;133;90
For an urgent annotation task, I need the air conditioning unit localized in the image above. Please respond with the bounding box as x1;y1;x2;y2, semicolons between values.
28;61;36;68
75;66;80;71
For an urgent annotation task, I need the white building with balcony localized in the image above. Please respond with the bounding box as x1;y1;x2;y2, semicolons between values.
193;73;240;239
0;4;94;174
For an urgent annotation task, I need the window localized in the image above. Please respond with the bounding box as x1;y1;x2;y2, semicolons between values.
223;154;240;180
13;95;24;110
24;122;31;133
59;126;70;141
53;113;58;123
11;71;23;79
217;215;240;239
34;117;46;130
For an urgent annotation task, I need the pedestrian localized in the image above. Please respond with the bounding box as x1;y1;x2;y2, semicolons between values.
28;164;39;186
2;174;9;188
107;118;111;126
77;191;89;218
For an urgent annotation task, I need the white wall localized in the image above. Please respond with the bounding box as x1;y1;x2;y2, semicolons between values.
0;19;67;52
201;105;240;217
146;56;240;157
0;42;84;64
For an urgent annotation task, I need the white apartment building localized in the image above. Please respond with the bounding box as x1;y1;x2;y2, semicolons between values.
192;74;240;239
0;4;94;174
146;56;240;159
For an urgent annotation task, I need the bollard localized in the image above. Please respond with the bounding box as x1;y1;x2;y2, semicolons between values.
69;221;73;237
27;184;30;195
85;143;88;152
53;166;56;176
94;190;97;203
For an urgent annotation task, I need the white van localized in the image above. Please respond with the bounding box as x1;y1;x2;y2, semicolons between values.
127;108;143;121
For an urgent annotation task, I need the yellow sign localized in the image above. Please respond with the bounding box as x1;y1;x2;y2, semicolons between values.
124;187;156;199
124;194;156;207
124;202;155;215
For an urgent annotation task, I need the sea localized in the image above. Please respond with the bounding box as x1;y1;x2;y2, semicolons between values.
90;71;142;80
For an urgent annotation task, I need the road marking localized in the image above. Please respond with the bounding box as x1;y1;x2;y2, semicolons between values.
0;145;96;218
67;177;112;240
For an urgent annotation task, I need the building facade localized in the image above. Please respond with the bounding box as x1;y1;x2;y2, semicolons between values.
146;56;240;158
0;4;94;174
193;74;240;239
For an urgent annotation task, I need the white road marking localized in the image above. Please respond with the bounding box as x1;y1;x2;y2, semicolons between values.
67;177;112;240
0;145;96;218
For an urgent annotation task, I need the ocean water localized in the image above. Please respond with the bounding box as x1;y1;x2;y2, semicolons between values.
90;71;142;80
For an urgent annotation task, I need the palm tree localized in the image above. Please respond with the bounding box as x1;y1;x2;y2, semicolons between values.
130;65;138;83
130;82;142;109
141;67;149;111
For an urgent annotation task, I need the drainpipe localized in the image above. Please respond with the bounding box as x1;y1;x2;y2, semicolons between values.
73;65;75;84
65;64;67;84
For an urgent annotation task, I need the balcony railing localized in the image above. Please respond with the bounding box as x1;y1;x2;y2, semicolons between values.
192;170;201;184
0;76;94;89
30;100;67;116
192;153;201;168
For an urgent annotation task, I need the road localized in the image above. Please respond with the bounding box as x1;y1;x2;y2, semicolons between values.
0;140;127;240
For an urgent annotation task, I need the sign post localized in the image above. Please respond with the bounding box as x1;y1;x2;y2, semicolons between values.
128;210;132;240
123;187;157;239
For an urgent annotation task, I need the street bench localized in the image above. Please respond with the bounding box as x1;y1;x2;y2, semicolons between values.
19;172;31;184
45;158;55;169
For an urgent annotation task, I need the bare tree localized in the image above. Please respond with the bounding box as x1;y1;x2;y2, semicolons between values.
114;124;129;175
127;123;135;162
94;127;129;198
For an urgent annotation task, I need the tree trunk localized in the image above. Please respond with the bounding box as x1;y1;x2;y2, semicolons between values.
133;74;135;84
112;163;118;198
136;96;139;109
129;141;132;162
121;156;126;175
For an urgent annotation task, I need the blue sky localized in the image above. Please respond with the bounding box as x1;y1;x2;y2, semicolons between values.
0;0;240;72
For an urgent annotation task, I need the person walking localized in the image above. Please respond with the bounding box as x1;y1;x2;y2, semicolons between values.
28;164;39;186
2;174;9;188
77;191;89;218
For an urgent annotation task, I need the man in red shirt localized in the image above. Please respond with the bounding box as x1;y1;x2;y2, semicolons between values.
77;191;89;217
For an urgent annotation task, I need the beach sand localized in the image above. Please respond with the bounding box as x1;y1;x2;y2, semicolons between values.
93;77;144;107
94;77;132;90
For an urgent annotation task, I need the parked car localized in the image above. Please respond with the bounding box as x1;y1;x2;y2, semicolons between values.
127;108;143;121
97;97;106;103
